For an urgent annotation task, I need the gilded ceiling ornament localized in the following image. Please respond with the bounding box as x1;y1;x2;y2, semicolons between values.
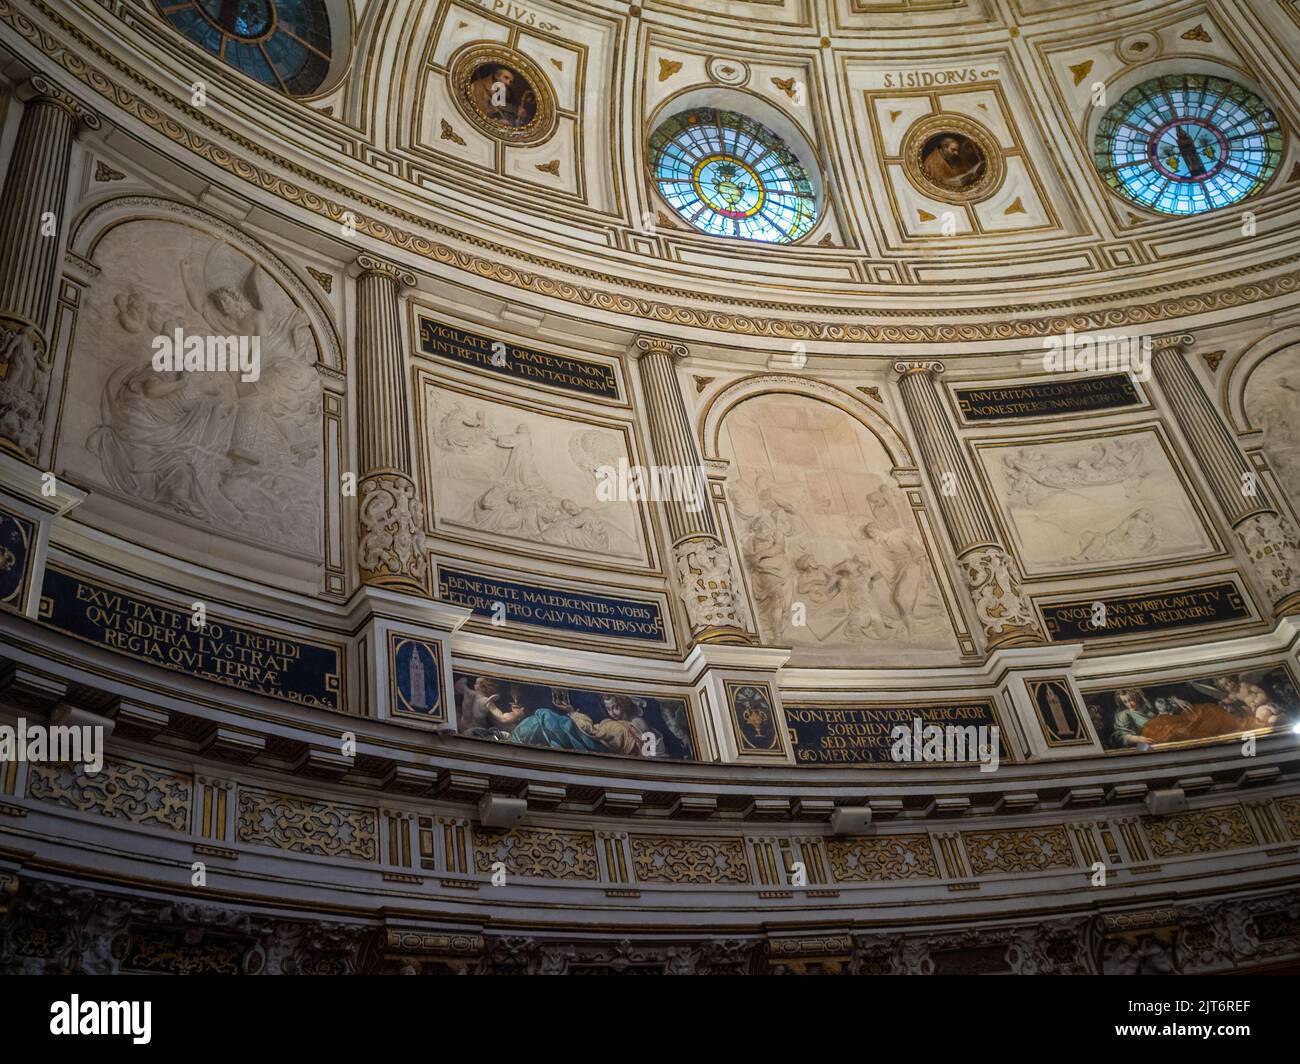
536;159;561;176
94;160;125;182
658;58;682;82
771;76;797;99
902;114;1005;204
706;56;750;87
439;118;466;145
1201;349;1225;372
448;43;558;147
1116;31;1161;63
1004;196;1025;215
1069;60;1093;86
1182;23;1212;43
17;0;1300;345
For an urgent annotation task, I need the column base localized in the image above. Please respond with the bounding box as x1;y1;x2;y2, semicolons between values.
1272;590;1300;617
985;626;1046;650
360;572;429;595
691;625;755;646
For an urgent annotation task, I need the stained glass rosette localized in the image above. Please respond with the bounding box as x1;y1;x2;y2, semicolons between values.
650;108;817;243
1094;74;1281;216
158;0;332;96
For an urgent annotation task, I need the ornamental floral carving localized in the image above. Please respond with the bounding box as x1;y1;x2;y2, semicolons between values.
473;827;598;881
26;758;191;833
672;537;752;638
1236;511;1300;606
827;835;940;882
0;319;50;457
959;545;1040;640
1143;805;1257;858
629;836;750;885
358;473;429;589
961;826;1077;876
236;789;378;862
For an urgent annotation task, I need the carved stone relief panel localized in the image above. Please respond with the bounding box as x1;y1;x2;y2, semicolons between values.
420;381;651;569
1244;350;1300;514
977;428;1216;577
717;392;958;661
55;215;326;565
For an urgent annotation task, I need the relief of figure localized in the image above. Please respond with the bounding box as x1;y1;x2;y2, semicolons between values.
740;507;799;640
1249;366;1300;510
427;396;640;560
88;359;239;525
722;395;955;655
1070;507;1163;562
1002;439;1146;508
180;256;321;465
491;422;544;490
75;229;323;553
858;522;944;628
994;434;1207;572
435;401;488;453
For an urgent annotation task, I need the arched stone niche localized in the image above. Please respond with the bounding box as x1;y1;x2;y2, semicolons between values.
53;197;343;592
1228;332;1300;520
702;376;960;664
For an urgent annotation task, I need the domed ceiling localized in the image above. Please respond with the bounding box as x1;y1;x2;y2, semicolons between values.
27;0;1300;352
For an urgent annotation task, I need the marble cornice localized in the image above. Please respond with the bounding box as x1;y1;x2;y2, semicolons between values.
2;642;1297;827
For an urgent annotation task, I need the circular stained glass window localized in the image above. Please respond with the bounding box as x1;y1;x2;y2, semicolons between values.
650;108;817;243
157;0;333;96
1093;74;1282;215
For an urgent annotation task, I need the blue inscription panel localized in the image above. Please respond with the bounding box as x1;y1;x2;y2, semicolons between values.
39;565;344;710
437;565;666;643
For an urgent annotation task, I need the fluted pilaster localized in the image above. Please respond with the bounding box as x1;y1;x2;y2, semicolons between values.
354;255;428;593
0;77;99;459
893;361;1044;648
629;335;753;644
1151;335;1300;614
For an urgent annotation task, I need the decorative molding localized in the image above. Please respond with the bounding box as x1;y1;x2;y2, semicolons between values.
473;826;598;881
630;836;750;885
236;788;378;862
27;759;191;833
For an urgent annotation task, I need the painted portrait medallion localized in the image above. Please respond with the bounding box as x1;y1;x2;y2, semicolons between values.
449;44;557;146
904;115;1004;203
